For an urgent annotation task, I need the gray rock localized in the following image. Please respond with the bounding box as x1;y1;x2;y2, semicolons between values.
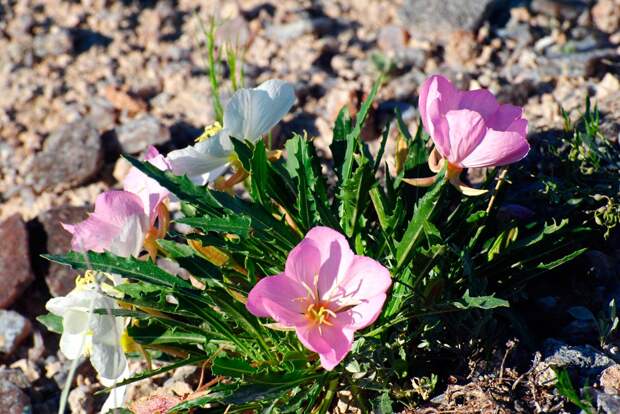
0;380;31;414
0;310;32;354
543;339;615;378
399;0;501;40
597;391;620;414
265;17;337;43
0;369;30;389
0;215;35;309
116;115;170;154
530;0;590;21
33;28;73;58
27;119;102;193
39;206;90;297
88;97;117;132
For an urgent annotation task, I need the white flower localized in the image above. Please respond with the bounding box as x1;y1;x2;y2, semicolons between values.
45;273;128;397
166;79;296;184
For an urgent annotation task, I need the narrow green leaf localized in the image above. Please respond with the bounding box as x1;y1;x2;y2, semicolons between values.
211;357;258;377
395;176;446;270
453;290;509;310
177;215;252;238
45;251;194;290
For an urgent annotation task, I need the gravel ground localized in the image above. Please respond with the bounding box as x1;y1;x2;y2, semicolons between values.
0;0;619;412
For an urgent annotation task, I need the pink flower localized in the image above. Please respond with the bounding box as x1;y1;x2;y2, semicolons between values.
62;191;148;257
419;75;529;169
123;146;171;225
246;227;391;370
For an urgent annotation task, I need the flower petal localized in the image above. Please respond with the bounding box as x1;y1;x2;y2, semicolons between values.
418;75;461;158
460;129;530;168
295;318;354;371
329;256;391;304
92;191;145;228
301;227;354;300
445;109;487;165
284;238;322;296
91;341;127;380
100;365;130;413
345;293;388;330
166;136;231;185
224;79;295;142
246;274;307;319
63;309;89;335
123;146;170;221
59;332;86;360
108;214;147;257
458;89;499;121
486;104;523;131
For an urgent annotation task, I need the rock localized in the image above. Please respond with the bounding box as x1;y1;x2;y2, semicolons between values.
115;115;170;154
88;97;117;132
33;27;73;58
39;206;90;297
543;339;615;378
592;0;620;33
0;215;35;309
530;0;590;21
601;365;620;395
0;380;31;414
0;369;30;389
597;391;620;414
27;119;103;193
68;384;96;414
399;0;499;40
0;311;32;354
265;17;337;42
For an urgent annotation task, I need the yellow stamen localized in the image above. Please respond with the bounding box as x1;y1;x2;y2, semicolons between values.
195;122;223;142
305;302;336;327
75;270;97;288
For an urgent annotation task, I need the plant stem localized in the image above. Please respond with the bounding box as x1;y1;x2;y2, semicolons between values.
317;377;339;414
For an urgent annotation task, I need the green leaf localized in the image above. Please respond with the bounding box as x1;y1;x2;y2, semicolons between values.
340;78;381;185
285;135;320;230
37;313;63;334
177;215;252;238
453;290;509;310
45;251;194;290
395;174;446;270
330;106;353;178
211;357;259;377
371;391;393;414
339;157;375;238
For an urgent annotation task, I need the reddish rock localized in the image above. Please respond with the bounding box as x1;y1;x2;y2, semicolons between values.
39;206;89;297
0;380;31;414
0;215;34;309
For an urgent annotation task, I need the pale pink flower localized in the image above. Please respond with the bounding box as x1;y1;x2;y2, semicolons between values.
62;191;148;257
123;145;171;225
419;75;529;169
246;226;391;370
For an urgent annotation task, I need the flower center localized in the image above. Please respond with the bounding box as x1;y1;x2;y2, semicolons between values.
305;302;336;327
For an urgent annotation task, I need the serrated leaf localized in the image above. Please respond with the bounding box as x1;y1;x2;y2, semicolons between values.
211;357;258;377
45;251;194;290
395;174;446;270
177;215;252;238
453;290;509;310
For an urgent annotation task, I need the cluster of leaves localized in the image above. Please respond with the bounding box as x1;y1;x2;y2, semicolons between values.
43;85;615;412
